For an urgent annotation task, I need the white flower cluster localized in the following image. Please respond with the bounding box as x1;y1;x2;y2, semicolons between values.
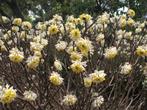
92;95;104;108
23;90;37;101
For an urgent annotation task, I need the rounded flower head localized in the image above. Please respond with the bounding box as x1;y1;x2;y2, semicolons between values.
9;48;24;63
127;18;135;26
124;32;132;40
76;38;94;56
120;62;132;75
70;29;81;41
99;12;110;24
48;25;58;35
120;14;127;20
0;84;17;104
26;56;40;69
70;51;82;62
54;60;63;71
70;61;86;74
119;18;127;28
22;21;32;30
79;14;92;22
89;70;106;84
62;94;77;106
127;9;135;17
104;47;118;59
136;46;147;57
12;26;19;32
49;71;63;86
75;18;82;25
135;28;142;33
92;96;104;108
12;18;22;26
23;90;37;101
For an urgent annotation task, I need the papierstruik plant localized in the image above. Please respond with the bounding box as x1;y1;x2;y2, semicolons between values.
0;9;147;110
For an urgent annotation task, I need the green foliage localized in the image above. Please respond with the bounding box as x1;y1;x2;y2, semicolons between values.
0;0;146;20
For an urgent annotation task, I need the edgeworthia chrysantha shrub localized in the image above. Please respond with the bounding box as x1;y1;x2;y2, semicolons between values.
0;9;147;110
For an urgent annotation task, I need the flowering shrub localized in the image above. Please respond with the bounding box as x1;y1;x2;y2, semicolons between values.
0;9;147;110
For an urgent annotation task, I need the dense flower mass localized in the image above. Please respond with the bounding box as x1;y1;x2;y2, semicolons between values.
0;9;147;110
